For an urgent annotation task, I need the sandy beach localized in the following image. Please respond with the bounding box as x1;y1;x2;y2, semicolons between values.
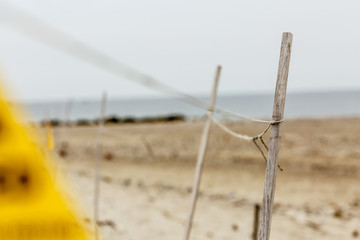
48;117;360;240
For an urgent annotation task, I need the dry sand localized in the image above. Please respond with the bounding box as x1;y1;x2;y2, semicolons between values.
48;118;360;240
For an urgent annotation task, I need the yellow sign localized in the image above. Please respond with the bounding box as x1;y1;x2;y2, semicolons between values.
0;83;93;239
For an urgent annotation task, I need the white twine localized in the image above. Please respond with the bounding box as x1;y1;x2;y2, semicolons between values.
210;116;254;141
2;2;280;124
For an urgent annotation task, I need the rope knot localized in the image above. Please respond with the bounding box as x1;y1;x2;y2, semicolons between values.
207;106;214;112
270;119;284;125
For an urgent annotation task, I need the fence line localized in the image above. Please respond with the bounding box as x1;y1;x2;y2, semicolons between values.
1;5;294;238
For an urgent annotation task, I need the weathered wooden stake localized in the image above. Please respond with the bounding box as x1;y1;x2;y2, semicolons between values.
60;99;73;145
141;136;156;161
63;99;73;127
183;65;222;240
252;204;261;240
94;91;107;240
257;32;293;240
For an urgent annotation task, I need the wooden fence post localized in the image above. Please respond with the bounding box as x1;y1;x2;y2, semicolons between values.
257;32;293;240
183;65;222;240
94;91;107;240
60;99;73;145
252;204;261;240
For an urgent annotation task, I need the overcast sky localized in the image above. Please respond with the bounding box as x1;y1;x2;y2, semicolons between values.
0;0;359;102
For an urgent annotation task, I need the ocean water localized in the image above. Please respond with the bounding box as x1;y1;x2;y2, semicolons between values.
24;90;360;122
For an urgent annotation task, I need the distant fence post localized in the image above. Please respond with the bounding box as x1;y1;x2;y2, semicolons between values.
183;65;222;240
252;204;261;240
257;32;293;240
94;91;107;240
60;99;73;145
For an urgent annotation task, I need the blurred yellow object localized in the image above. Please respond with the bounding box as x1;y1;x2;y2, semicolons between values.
0;83;93;239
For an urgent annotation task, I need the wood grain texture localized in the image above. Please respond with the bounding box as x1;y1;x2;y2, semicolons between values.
183;65;222;240
258;32;293;240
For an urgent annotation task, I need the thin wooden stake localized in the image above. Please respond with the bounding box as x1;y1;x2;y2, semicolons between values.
183;65;221;240
63;99;73;127
94;92;107;240
141;136;156;162
252;204;261;240
60;99;73;144
258;32;293;240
